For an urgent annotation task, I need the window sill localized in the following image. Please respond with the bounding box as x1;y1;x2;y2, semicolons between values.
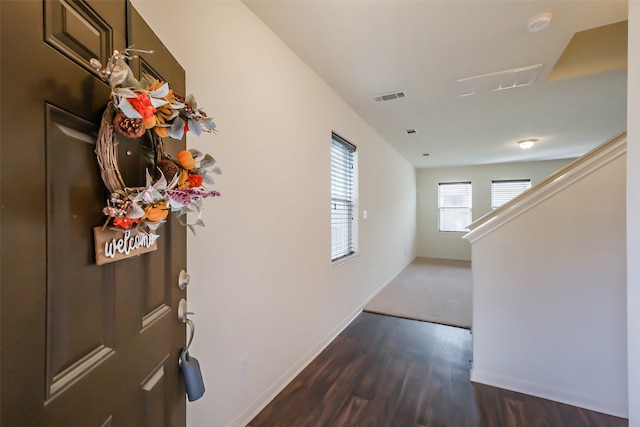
331;252;359;269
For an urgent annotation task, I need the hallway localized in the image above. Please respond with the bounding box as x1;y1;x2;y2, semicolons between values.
249;313;627;426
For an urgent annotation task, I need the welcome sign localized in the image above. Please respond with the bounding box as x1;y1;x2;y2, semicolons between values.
94;227;159;265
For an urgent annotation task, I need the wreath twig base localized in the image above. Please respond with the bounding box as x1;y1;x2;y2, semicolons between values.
96;102;126;194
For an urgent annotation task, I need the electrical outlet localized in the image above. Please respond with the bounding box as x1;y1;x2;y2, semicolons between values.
239;354;248;378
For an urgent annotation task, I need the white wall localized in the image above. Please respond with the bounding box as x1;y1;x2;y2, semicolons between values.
130;1;416;426
628;2;639;426
469;153;628;417
416;159;572;261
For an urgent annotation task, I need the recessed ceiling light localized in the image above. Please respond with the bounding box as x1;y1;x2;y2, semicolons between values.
518;138;538;149
527;13;552;33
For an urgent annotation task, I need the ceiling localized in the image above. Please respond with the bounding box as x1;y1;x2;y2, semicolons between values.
243;0;628;168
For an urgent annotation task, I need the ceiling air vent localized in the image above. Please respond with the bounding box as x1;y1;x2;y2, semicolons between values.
456;64;542;97
374;91;406;102
405;128;417;135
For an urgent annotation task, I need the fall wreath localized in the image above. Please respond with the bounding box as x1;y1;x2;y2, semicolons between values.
90;48;221;234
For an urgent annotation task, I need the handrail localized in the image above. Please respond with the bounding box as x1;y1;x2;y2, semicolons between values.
463;131;627;244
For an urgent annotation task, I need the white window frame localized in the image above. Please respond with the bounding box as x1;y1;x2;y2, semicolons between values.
438;182;472;232
331;132;358;262
491;179;531;209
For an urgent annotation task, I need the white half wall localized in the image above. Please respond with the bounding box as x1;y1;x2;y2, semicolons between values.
628;2;639;426
469;153;627;417
130;1;416;426
416;159;572;261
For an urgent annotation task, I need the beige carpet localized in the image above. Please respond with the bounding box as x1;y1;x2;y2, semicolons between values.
364;257;472;329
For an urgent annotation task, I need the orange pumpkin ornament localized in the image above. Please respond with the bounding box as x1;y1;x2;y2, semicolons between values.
143;115;157;129
144;202;169;222
154;126;169;138
177;150;196;170
178;170;190;188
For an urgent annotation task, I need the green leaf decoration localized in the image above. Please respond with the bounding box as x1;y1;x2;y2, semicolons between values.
166;171;180;189
139;74;153;88
146;220;165;231
117;98;142;118
203;119;217;131
109;68;128;87
185;223;198;236
199;156;215;169
169;117;185;140
111;59;142;89
149;96;169;108
114;88;137;98
189;149;205;160
189;119;202;137
186;94;197;108
148;82;169;98
127;205;145;219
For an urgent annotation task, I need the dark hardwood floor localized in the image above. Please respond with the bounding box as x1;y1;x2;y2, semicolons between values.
248;312;628;427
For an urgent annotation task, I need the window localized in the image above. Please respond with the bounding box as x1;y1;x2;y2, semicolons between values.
331;133;357;261
491;180;531;209
438;182;472;232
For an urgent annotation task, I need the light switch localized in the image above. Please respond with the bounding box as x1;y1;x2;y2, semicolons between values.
363;210;368;220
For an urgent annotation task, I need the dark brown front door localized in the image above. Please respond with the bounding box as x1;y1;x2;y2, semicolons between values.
1;1;187;426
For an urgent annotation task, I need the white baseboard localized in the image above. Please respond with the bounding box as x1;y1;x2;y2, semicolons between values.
471;369;628;419
362;257;415;307
227;305;363;427
226;260;413;427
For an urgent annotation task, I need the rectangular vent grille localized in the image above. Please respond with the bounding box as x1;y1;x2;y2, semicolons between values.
456;64;542;97
374;91;405;102
405;128;417;134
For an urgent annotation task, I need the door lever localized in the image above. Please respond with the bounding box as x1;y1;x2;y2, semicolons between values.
178;298;195;350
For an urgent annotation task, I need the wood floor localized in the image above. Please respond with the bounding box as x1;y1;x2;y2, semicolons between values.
248;312;628;427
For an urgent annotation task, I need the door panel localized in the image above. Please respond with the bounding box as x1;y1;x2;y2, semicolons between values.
44;0;114;74
45;104;116;401
1;1;187;425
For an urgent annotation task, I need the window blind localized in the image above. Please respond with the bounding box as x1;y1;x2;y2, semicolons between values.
491;180;531;209
438;182;472;232
331;133;356;261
